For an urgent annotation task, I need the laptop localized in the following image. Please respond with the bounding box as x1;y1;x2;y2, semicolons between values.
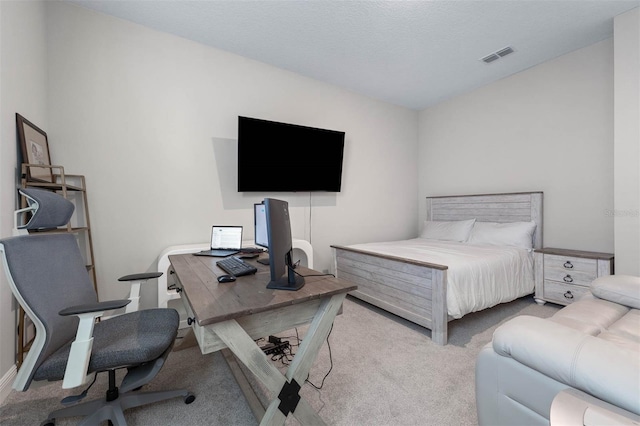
194;226;243;257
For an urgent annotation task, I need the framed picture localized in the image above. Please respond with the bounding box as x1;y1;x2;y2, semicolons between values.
16;113;53;182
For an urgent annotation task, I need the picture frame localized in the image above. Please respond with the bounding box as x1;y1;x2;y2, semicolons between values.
16;113;53;182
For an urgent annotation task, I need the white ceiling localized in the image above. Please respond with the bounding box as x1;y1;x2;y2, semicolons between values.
67;0;639;110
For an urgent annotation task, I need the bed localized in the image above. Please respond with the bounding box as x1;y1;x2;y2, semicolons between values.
331;192;543;345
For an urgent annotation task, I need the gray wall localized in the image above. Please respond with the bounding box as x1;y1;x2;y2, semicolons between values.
0;0;49;401
44;1;419;306
614;8;639;275
418;40;615;253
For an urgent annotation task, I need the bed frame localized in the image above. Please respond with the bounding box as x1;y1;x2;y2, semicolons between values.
332;192;543;345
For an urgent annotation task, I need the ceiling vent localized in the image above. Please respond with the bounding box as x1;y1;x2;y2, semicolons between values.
481;46;514;64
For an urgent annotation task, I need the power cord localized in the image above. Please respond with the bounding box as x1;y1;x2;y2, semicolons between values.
305;323;334;390
308;191;312;246
292;262;335;279
264;325;335;390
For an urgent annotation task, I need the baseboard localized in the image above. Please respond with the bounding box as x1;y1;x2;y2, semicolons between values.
0;364;17;404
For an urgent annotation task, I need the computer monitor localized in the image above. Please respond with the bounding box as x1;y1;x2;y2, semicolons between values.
254;203;271;265
254;203;268;248
259;198;305;291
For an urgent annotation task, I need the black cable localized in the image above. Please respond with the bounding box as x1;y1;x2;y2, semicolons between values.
266;325;334;390
278;330;301;348
274;343;296;364
305;323;334;390
293;268;335;279
308;192;312;246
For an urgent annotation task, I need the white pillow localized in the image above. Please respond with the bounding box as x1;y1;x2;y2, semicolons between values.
467;221;537;249
420;219;476;242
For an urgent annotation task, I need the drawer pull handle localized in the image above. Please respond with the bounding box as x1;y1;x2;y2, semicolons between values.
563;275;573;283
563;261;573;269
564;291;574;300
167;284;182;293
187;317;196;326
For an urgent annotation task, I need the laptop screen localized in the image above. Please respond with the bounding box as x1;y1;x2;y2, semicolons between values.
211;226;243;250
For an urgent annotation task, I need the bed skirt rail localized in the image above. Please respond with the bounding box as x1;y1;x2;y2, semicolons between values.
332;245;449;345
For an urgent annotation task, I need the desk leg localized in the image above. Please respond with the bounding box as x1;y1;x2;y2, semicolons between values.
275;293;346;424
221;348;266;421
210;293;346;426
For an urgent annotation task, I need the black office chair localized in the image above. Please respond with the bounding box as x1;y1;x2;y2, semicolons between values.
1;188;194;425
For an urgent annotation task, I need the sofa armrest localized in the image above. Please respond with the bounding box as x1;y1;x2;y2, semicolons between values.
551;388;640;425
591;275;640;309
493;315;640;416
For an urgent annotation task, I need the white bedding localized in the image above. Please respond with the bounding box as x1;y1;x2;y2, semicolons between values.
347;238;534;319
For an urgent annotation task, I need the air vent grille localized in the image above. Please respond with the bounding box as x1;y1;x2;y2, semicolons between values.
481;53;500;63
496;46;514;57
480;46;515;64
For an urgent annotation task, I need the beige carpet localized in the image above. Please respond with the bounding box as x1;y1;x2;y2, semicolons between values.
0;295;559;425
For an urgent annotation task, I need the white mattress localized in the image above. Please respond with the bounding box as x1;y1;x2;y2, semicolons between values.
347;238;535;319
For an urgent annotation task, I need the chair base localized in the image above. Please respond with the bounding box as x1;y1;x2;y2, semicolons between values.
43;388;195;426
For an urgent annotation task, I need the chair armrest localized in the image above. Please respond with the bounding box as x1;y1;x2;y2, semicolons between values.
59;299;130;389
118;272;163;281
59;299;131;316
118;272;163;313
492;315;640;416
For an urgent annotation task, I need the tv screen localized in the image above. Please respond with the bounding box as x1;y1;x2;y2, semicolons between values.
237;116;345;192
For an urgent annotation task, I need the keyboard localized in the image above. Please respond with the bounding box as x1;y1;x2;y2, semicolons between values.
216;256;258;277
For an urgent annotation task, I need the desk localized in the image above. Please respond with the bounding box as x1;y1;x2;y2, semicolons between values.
168;252;356;425
157;239;314;328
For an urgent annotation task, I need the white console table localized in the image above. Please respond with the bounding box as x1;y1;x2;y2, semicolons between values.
156;240;313;328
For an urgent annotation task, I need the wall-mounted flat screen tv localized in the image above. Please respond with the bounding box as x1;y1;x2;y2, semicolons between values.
237;116;345;192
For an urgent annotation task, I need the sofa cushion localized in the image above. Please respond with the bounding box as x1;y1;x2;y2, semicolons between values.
598;309;640;351
492;315;640;415
591;275;640;309
549;296;629;336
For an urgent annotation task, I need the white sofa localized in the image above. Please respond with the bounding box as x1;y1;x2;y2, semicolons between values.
475;275;640;425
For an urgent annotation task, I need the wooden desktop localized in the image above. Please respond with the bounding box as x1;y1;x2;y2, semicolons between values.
168;252;356;425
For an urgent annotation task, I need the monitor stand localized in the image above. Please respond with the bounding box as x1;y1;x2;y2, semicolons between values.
267;266;305;291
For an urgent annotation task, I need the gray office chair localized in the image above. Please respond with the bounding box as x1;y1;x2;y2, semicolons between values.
1;188;194;425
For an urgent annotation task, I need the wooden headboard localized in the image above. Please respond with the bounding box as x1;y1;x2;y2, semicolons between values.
425;192;543;249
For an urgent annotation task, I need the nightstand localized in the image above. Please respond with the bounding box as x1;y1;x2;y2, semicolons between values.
534;248;614;306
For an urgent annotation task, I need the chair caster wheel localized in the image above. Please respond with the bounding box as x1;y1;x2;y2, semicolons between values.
184;393;196;404
41;419;55;426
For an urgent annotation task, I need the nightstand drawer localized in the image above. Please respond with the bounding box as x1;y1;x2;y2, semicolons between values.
544;268;596;286
543;280;590;305
544;254;596;285
544;254;597;274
